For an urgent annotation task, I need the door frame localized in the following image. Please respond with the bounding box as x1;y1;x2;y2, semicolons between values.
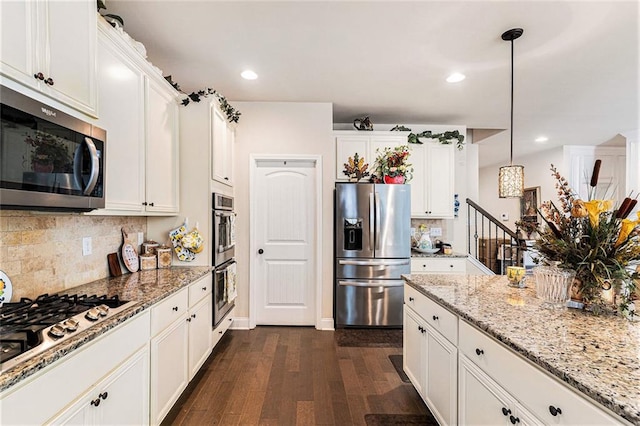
249;154;323;329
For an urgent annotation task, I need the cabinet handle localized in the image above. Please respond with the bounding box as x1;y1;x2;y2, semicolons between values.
34;72;44;80
202;287;207;291
409;297;414;301
475;348;484;356
142;201;148;206
186;318;192;322
172;306;179;311
224;177;229;180
510;415;520;424
432;315;439;321
549;405;562;416
99;392;108;400
91;398;101;407
449;264;454;268
501;407;511;416
45;77;54;86
191;313;196;319
149;202;155;207
219;330;223;334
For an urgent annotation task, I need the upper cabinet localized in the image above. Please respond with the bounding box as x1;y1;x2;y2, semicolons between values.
334;132;456;218
211;104;235;188
0;0;97;117
91;18;180;216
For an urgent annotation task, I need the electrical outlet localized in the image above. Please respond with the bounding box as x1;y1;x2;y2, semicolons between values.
501;213;509;221
82;237;92;256
137;232;144;246
430;227;442;237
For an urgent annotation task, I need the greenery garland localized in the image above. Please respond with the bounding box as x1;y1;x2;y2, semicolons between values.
407;130;465;150
164;77;241;123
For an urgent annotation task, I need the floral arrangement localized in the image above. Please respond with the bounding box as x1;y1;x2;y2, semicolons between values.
372;145;413;183
534;162;639;316
163;77;241;123
24;131;72;172
342;153;369;181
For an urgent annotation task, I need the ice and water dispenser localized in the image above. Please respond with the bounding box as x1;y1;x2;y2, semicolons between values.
343;218;363;251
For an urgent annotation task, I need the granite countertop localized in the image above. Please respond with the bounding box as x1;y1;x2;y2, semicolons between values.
411;250;467;258
402;273;640;424
0;266;211;393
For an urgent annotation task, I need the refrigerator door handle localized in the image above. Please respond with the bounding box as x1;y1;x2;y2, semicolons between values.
338;280;405;288
369;192;375;251
375;192;381;250
338;259;410;266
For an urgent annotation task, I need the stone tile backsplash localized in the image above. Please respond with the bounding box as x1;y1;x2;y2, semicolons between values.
0;210;146;300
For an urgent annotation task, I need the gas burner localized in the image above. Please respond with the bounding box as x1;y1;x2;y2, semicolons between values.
0;293;135;372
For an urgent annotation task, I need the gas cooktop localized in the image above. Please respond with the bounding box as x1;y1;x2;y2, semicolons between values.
0;293;136;372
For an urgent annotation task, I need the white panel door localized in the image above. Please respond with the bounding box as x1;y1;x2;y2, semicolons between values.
254;159;317;325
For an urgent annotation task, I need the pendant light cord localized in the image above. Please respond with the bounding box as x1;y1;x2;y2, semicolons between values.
509;38;514;166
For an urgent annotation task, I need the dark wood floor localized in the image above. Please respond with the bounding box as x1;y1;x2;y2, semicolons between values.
164;327;428;425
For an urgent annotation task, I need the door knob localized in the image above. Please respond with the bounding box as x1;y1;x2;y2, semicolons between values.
258;249;264;254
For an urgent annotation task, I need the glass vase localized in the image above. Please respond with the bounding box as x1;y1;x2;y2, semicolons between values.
533;263;576;309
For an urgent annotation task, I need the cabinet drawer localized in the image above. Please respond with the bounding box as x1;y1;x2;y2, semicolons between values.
212;308;234;349
189;274;212;307
459;320;622;425
151;288;188;336
404;285;457;345
411;257;466;273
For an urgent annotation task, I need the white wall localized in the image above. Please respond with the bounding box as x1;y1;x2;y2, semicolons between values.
478;147;564;229
623;130;640;217
232;102;334;327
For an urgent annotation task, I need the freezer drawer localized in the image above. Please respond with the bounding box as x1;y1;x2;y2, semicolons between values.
335;258;410;280
335;279;403;327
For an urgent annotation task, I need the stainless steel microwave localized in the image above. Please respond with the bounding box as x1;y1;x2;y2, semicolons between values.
0;86;106;211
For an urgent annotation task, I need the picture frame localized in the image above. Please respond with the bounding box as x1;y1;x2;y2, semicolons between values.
520;186;540;222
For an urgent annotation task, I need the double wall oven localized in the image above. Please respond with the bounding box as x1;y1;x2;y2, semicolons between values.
212;193;236;327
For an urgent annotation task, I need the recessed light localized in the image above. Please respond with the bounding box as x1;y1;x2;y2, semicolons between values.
535;136;549;143
241;70;258;80
446;72;465;83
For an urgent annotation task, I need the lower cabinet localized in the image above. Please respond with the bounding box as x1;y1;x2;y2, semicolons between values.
51;346;150;425
403;306;457;425
410;257;466;273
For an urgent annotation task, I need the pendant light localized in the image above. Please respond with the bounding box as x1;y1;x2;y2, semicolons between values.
498;28;525;198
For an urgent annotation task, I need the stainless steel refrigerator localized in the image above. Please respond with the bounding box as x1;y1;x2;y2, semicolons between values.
334;183;411;327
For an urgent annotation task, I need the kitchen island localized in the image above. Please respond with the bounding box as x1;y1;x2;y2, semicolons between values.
403;273;639;425
0;266;211;392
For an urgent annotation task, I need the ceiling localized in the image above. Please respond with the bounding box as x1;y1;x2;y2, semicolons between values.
107;1;639;167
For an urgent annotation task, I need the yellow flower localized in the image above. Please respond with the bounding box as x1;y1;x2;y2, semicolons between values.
616;216;640;247
584;200;606;227
602;200;614;211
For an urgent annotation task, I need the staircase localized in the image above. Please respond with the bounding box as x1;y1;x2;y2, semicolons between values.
466;198;525;275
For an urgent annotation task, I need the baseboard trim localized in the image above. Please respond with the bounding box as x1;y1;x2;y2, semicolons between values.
318;317;335;330
230;316;250;330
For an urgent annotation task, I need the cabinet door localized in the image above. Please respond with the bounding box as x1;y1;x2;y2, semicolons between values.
224;122;235;186
410;143;426;215
0;0;36;87
425;323;457;426
370;136;405;179
145;77;179;213
96;31;145;212
211;105;232;185
44;0;97;116
403;307;426;396
150;316;189;424
188;295;213;380
425;143;454;217
336;136;370;180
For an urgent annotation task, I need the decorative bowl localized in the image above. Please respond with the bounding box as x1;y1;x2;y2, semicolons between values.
414;248;440;254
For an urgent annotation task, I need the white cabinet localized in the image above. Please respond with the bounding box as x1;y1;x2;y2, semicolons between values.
150;274;213;424
410;142;455;218
50;347;149;425
211;104;235;187
0;311;150;426
459;355;542;426
0;0;97;116
403;291;458;425
410;257;466;274
150;288;189;425
91;18;179;215
335;132;405;180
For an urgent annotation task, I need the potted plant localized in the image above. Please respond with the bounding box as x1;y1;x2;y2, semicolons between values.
372;145;413;184
24;131;72;173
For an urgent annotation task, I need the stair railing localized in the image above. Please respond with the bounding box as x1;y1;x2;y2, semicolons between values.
466;198;525;274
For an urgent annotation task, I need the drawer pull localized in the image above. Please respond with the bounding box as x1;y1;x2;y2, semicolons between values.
91;398;101;407
192;313;197;319
509;415;520;424
432;315;439;321
172;306;179;311
475;348;484;356
99;392;108;400
409;297;414;301
501;407;511;416
202;287;207;291
186;317;192;322
549;405;562;416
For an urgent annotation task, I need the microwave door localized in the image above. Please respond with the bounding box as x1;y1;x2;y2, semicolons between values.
73;137;100;195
